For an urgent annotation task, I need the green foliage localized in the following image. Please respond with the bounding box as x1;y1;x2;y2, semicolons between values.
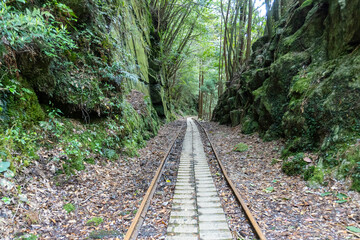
335;192;349;203
0;162;10;173
63;203;75;213
0;122;39;173
303;166;315;181
300;0;313;9
263;186;274;193
2;197;11;205
282;153;309;176
309;165;325;185
86;217;104;226
341;146;360;191
1;77;45;124
0;1;76;57
233;143;249;152
347;226;360;233
14;234;38;240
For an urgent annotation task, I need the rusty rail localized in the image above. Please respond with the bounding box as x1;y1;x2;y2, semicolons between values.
124;127;183;240
194;119;267;240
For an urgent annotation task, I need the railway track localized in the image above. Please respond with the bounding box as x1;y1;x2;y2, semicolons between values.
124;118;266;240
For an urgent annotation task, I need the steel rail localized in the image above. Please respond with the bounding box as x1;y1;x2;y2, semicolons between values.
124;127;183;240
194;119;267;240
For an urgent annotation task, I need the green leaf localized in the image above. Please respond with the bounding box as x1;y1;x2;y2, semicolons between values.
321;192;332;197
264;186;274;193
16;0;26;3
2;197;11;204
336;193;348;200
4;170;15;178
0;162;10;173
21;88;33;94
335;200;347;204
347;226;360;233
42;11;54;19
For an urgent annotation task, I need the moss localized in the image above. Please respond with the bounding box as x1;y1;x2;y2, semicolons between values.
300;0;313;9
291;74;312;95
303;166;316;180
241;117;259;134
339;145;360;191
233;143;249;152
282;29;303;51
252;85;266;101
230;109;242;126
282;153;308;176
310;165;325;184
351;175;360;192
213;0;360;192
86;217;104;226
63;203;75;213
6;78;45;124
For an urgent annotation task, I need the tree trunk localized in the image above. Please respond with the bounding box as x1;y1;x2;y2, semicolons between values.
221;0;231;84
265;0;273;39
218;17;223;97
245;0;253;63
278;0;282;19
238;0;247;66
209;93;212;120
198;60;203;119
201;70;204;118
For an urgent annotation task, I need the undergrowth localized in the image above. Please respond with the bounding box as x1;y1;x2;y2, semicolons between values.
0;101;153;176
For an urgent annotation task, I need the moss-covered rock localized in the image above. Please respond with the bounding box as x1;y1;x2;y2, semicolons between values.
230;109;242;127
212;0;360;190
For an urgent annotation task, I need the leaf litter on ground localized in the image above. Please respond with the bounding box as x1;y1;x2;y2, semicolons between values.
0;119;184;239
201;121;360;240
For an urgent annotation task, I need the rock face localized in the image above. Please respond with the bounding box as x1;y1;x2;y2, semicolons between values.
0;0;169;124
213;0;360;152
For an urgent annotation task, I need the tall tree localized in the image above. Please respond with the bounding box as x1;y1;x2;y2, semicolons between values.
198;60;204;119
245;0;253;63
218;16;223;96
265;0;273;39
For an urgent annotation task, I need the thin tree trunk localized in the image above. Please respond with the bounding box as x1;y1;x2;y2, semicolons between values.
265;0;272;39
198;60;203;119
201;70;204;118
278;0;282;19
221;0;231;84
218;17;223;97
209;93;212;120
245;0;253;63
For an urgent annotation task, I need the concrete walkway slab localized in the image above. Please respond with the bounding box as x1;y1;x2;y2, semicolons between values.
166;118;232;240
